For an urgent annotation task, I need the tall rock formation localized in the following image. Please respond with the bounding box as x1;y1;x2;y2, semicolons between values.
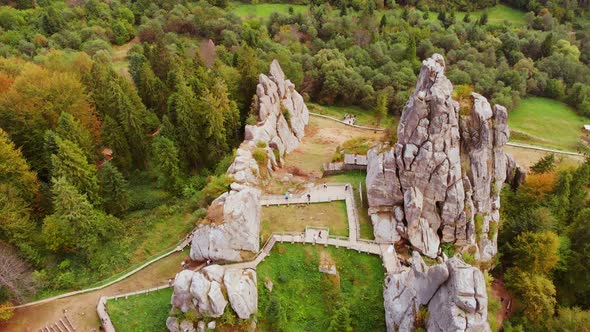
367;54;525;331
366;54;524;259
190;60;309;263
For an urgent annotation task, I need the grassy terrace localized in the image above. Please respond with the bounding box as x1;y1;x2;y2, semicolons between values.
261;201;349;240
257;243;385;331
108;288;173;331
323;171;374;240
508;97;587;151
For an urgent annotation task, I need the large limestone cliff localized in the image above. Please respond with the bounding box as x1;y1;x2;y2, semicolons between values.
366;54;524;259
368;54;525;331
190;60;309;261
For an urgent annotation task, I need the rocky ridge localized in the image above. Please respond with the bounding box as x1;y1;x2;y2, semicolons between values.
367;54;525;331
190;60;309;263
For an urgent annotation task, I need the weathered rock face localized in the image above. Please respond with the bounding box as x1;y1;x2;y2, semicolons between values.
370;54;525;332
189;61;308;264
168;266;257;326
384;254;489;332
190;187;261;262
427;257;489;332
229;60;309;185
366;54;524;259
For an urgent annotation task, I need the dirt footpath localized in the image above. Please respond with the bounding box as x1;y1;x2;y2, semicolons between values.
0;252;186;332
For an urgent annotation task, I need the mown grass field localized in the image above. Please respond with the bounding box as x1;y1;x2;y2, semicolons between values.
108;288;173;332
257;243;385;331
231;3;307;18
322;171;374;240
309;103;397;128
508;97;587;151
387;4;527;26
261;201;349;240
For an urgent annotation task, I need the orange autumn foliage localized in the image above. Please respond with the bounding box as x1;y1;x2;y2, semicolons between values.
522;172;557;200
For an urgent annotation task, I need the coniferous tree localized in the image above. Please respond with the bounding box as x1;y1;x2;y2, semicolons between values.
0;128;37;246
168;78;202;169
56;112;95;162
51;136;100;205
101;116;132;173
151;136;180;191
98;163;129;216
42;177;117;258
327;305;353;332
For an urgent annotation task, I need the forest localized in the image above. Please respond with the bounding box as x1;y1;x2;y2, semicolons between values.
1;0;590;330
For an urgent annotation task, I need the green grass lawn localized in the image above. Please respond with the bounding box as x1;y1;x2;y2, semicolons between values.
508;97;587;151
231;3;307;19
108;287;173;332
261;201;349;240
322;171;374;240
308;103;396;128
377;4;526;27
257;243;386;331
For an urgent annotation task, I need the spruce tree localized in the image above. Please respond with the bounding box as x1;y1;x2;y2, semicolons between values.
101;116;132;173
98;163;129;216
151;136;180;191
51;136;101;205
56;112;95;162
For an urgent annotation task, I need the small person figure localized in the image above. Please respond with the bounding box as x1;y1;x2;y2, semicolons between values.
319;231;323;239
307;193;311;203
206;259;211;265
285;192;289;203
181;260;185;268
313;234;318;243
345;184;349;191
168;278;173;287
323;183;328;190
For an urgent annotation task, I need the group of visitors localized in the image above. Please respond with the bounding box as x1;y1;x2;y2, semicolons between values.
343;114;357;125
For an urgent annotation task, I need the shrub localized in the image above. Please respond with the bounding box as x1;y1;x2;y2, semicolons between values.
489;221;498;239
246;113;258;125
441;242;457;258
474;214;484;239
281;105;291;128
253;148;268;166
256;141;267;148
462;251;476;265
199;174;233;207
530;153;555;174
273;148;281;161
414;305;429;329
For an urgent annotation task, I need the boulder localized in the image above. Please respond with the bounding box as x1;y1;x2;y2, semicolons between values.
208;281;228;317
384;252;449;331
166;317;180;332
180;320;196;332
224;268;258;319
427;257;490;332
172;270;195;313
190;188;261;262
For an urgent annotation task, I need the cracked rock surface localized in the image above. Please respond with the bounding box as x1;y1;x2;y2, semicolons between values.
190;61;308;263
369;54;524;332
169;266;257;323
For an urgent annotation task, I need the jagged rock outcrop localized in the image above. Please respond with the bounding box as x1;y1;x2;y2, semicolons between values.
223;268;258;319
370;54;525;332
190;187;261;262
366;54;525;259
384;252;449;330
229;60;309;185
427;257;489;332
189;61;309;264
384;254;489;332
168;266;258;326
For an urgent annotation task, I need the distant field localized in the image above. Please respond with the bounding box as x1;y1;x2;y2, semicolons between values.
309;103;396;128
508;97;587;151
231;3;307;18
405;4;527;27
108;288;172;331
257;243;386;331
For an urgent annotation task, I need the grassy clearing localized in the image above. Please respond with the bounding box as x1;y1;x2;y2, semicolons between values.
261;201;348;240
508;97;587;151
257;243;385;331
309;103;396;128
322;171;374;240
108;287;173;332
231;3;307;19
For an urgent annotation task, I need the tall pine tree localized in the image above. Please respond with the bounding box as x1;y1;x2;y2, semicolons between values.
51;136;100;205
98;163;129;216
